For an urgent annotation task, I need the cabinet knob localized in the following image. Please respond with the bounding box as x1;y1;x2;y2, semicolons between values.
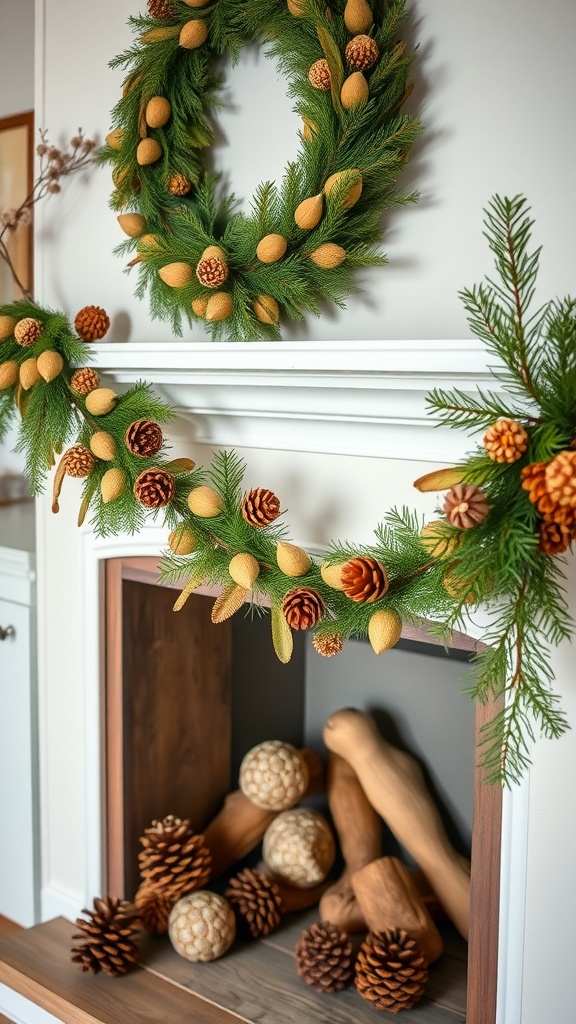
0;625;15;640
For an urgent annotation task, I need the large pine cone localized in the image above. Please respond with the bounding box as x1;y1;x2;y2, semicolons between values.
295;921;354;993
70;367;100;395
355;928;428;1013
282;586;324;629
521;461;558;516
545;450;576;508
341;556;389;603
133;467;175;507
74;305;110;342
138;815;212;901
442;483;489;529
483;419;528;463
225;867;284;939
125;419;163;457
134;882;173;935
71;896;140;976
241;487;281;526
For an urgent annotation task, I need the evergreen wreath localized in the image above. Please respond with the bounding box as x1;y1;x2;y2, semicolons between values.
101;0;421;340
1;194;575;786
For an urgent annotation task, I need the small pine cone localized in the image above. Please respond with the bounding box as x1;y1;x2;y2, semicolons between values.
295;921;354;993
134;882;173;935
167;173;192;196
312;632;344;657
341;556;389;603
74;305;111;342
442;484;489;529
483;419;529;463
133;467;175;508
138;815;212;901
71;896;140;976
70;366;100;395
345;34;380;70
125;419;164;457
225;868;284;939
538;519;574;556
308;59;332;90
241;487;281;527
520;461;558;516
65;445;95;478
196;256;228;289
282;586;324;629
355;928;429;1013
14;317;43;347
147;0;175;18
545;450;576;508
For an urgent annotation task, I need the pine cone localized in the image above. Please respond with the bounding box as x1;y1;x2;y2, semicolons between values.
134;882;173;935
138;815;212;901
295;921;354;993
74;305;110;342
241;487;281;526
147;0;175;17
71;896;140;976
70;366;100;395
64;445;95;478
308;59;332;90
14;317;43;347
341;556;389;603
125;419;164;457
483;419;528;463
196;256;228;288
545;450;576;508
355;928;429;1013
345;34;380;70
133;467;175;508
225;867;284;939
442;484;489;529
538;519;575;556
521;461;558;516
312;632;344;657
282;586;324;629
168;173;192;196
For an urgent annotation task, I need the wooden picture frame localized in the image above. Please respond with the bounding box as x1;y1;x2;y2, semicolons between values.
0;110;34;303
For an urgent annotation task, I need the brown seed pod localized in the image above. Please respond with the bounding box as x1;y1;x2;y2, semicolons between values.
134;468;176;508
443;484;489;529
282;587;324;630
74;305;110;342
312;633;344;657
147;0;175;17
125;419;164;457
241;487;281;527
345;34;380;70
14;317;43;347
196;254;229;288
483;419;529;463
167;173;192;196
308;59;331;90
70;367;100;395
341;556;389;603
65;445;96;478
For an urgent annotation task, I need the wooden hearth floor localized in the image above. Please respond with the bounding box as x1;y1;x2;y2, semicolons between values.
0;914;466;1023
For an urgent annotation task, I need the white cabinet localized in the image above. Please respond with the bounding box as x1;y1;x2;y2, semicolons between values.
0;503;38;926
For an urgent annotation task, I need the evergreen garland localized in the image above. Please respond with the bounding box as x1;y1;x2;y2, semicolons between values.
100;0;421;340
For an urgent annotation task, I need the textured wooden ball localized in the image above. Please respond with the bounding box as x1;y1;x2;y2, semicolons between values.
168;891;236;962
262;809;336;887
239;740;309;811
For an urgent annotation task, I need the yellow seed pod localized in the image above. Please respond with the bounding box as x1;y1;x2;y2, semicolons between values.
145;96;171;128
90;431;117;461
368;609;403;655
191;295;209;318
309;243;346;269
256;234;288;264
294;193;324;230
179;19;208;49
229;552;260;589
101;468;126;504
36;350;64;383
0;315;16;340
0;361;19;389
137;233;162;254
413;467;466;492
302;118;318;141
140;25;180;44
320;561;347;590
19;358;41;391
324;169;363;209
159;262;194;288
205;292;233;322
341;71;369;108
287;0;305;14
168;525;197;555
276;542;312;577
136;138;162;166
420;519;461;560
344;0;374;34
253;295;280;325
117;213;146;237
187;485;224;517
443;565;476;604
183;0;210;5
105;129;124;151
85;387;118;416
201;245;226;262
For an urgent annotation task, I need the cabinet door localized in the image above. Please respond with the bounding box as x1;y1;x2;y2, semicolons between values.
0;598;38;925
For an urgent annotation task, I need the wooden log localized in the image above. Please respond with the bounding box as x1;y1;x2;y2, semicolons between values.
351;856;444;963
319;869;366;933
323;708;471;940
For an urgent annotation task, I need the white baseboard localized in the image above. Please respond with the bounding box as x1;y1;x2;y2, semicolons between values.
0;984;61;1024
40;884;81;924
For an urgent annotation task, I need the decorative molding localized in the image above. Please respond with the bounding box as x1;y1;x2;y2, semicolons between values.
0;983;62;1024
0;549;35;606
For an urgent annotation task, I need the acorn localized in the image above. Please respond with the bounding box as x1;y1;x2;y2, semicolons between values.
0;361;19;389
0;315;16;340
320;561;347;590
36;350;64;382
276;542;312;577
191;295;209;318
229;552;260;589
159;262;194;287
309;243;346;268
117;213;146;237
368;609;403;654
105;129;124;151
256;234;288;264
324;169;363;209
145;96;171;128
205;293;233;322
294;194;324;230
101;468;126;504
90;431;117;461
187;485;223;517
85;388;118;416
179;19;208;49
341;71;369;108
253;295;280;325
168;525;197;555
136;138;163;165
19;358;41;390
344;0;374;34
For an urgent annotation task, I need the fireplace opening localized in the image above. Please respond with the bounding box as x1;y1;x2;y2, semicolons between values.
104;557;501;1024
